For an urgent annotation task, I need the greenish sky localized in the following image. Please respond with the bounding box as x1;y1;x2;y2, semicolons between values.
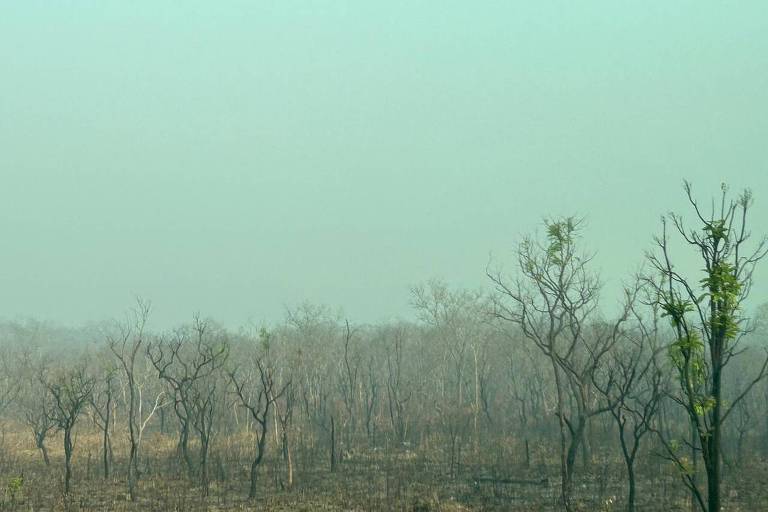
1;2;767;328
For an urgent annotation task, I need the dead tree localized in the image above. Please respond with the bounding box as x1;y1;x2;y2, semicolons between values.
363;354;380;445
385;325;412;443
339;319;360;444
286;304;338;453
594;298;666;512
230;355;290;499
411;281;489;452
0;344;20;416
18;352;56;466
188;372;222;496
274;378;296;489
44;365;95;495
107;298;152;501
437;402;473;479
147;316;228;485
89;364;117;479
508;342;548;467
25;400;57;466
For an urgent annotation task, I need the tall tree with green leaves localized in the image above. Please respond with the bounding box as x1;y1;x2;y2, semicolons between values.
647;182;768;512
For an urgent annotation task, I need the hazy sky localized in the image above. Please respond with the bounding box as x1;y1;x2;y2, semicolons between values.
1;2;767;329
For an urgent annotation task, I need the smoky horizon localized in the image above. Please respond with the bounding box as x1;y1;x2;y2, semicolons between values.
1;3;766;330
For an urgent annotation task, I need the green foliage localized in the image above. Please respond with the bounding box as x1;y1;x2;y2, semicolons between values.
668;333;702;363
679;457;696;477
702;219;728;242
662;295;708;387
545;217;577;265
660;295;694;327
668;332;707;389
693;396;717;417
6;475;22;502
699;260;742;340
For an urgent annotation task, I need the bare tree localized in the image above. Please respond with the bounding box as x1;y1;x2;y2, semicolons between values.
188;372;222;496
12;349;56;466
107;298;152;501
274;377;296;489
594;295;666;512
411;281;490;452
339;319;360;444
385;325;412;444
229;345;290;499
363;354;380;445
0;344;20;417
89;362;117;479
20;376;56;465
148;315;228;486
43;364;95;495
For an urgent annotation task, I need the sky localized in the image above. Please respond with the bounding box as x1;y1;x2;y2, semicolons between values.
1;2;767;329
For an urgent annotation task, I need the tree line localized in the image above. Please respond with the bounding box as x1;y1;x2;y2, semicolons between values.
0;181;766;512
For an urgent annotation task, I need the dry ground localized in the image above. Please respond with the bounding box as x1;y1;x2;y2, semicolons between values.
0;424;766;511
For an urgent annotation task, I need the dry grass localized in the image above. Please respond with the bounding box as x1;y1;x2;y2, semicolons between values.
0;423;766;511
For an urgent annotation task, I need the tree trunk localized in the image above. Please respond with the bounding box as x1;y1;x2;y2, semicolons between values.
617;417;637;512
103;426;110;479
282;429;293;489
525;438;531;469
565;423;582;494
127;375;139;502
128;440;138;501
200;436;210;497
64;427;73;495
330;415;336;472
627;465;636;512
248;457;259;498
551;359;573;512
581;417;592;469
287;444;294;489
178;422;194;479
707;364;723;512
36;433;50;466
690;419;698;512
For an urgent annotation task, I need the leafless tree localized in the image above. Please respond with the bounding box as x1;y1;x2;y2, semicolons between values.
339;319;360;443
274;377;296;489
148;315;228;490
18;353;57;466
412;281;491;452
594;294;666;512
107;298;152;501
0;344;20;417
43;364;95;495
229;345;290;499
89;361;117;479
385;325;412;444
363;354;380;445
